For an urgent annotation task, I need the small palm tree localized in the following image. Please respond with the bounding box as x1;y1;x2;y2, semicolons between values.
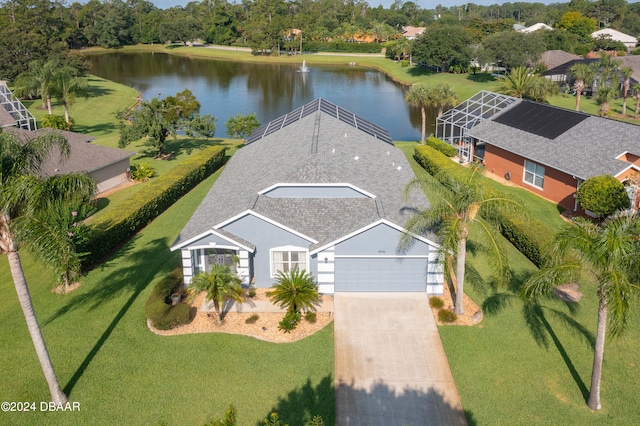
54;66;88;126
13;59;58;114
522;212;640;410
596;86;618;117
401;167;515;315
270;269;319;314
1;131;96;404
405;83;430;144
620;66;633;116
190;264;243;324
497;67;557;103
429;83;459;117
569;62;597;111
633;83;640;119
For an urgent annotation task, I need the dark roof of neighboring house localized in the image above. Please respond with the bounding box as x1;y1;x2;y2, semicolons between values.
172;99;431;250
539;50;582;70
543;55;640;84
468;99;640;179
4;127;134;176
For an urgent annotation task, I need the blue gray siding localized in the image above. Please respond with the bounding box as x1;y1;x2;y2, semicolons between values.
334;223;431;256
221;214;313;287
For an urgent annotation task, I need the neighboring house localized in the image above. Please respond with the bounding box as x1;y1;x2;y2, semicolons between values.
539;50;582;71
171;98;443;294
0;82;134;194
519;23;553;33
542;55;640;91
437;91;640;212
402;26;425;40
591;28;638;50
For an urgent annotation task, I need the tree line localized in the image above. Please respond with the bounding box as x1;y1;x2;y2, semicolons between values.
2;0;640;79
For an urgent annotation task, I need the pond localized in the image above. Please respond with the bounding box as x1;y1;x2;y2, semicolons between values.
88;52;427;140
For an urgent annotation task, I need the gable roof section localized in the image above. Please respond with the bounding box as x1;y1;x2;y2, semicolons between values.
0;104;17;127
172;99;430;250
493;102;589;139
468;100;640;179
539;50;582;70
591;28;637;44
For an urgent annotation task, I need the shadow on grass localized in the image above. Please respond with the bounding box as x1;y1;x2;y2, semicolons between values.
43;236;177;396
467;73;496;83
71;122;117;136
85;78;115;97
481;269;593;401
134;137;235;160
407;65;436;77
261;375;334;426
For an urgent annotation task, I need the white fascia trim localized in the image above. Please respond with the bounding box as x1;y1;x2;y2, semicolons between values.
614;163;640;179
334;255;430;259
170;229;255;253
188;244;240;251
257;182;376;198
310;219;439;255
214;210;318;244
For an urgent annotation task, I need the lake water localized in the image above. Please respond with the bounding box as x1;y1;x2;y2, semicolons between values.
88;52;425;140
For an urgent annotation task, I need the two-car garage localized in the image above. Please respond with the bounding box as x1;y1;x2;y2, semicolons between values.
334;257;430;292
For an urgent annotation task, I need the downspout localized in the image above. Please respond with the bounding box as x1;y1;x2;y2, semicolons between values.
574;177;582;212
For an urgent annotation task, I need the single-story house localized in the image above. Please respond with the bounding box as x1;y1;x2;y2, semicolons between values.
171;98;443;294
542;55;640;92
591;28;638;50
1;81;135;194
519;23;553;33
445;94;640;212
539;50;582;71
402;26;425;40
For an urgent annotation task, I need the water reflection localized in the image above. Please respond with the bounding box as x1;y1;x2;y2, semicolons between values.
88;52;426;140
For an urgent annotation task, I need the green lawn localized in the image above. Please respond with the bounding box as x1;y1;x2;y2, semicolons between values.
0;168;335;425
398;141;640;425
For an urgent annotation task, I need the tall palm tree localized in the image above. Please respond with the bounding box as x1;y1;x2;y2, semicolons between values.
1;131;96;404
401;167;514;315
620;66;633;116
522;212;640;410
13;59;59;114
633;82;640;119
569;62;597;111
496;66;535;99
595;51;621;90
429;83;459;118
54;67;88;126
190;264;243;324
270;269;319;314
405;83;430;144
596;86;618;117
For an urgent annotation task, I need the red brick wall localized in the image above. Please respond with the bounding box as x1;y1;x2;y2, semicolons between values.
483;144;579;212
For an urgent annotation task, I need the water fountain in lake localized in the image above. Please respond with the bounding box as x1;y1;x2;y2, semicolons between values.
299;60;309;72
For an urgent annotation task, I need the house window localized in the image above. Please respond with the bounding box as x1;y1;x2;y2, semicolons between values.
523;160;545;189
270;247;307;277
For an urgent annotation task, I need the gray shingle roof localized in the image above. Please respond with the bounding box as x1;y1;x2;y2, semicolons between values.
468;107;640;179
4;127;134;176
0;104;16;127
173;100;430;249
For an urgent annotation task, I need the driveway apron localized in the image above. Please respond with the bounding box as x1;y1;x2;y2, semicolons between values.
334;292;467;426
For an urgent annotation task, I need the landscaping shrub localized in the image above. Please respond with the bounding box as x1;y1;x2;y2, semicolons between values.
425;136;457;157
248;289;256;298
429;296;444;309
302;41;383;53
278;311;301;333
576;174;630;218
129;162;154;182
81;146;226;267
144;270;191;330
438;309;458;323
245;314;259;324
304;311;317;323
414;145;552;267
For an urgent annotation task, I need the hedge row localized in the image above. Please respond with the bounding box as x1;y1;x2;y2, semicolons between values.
425;136;457;157
145;271;191;330
82;146;227;267
303;41;383;53
413;145;552;267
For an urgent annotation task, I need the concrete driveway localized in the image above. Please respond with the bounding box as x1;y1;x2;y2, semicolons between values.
334;293;467;426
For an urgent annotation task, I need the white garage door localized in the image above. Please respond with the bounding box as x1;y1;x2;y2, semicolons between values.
334;257;428;292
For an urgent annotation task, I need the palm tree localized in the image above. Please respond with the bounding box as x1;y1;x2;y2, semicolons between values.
633;83;640;119
401;167;514;315
429;83;459;118
54;67;88;126
522;212;640;410
13;59;59;114
1;131;96;404
620;66;633;116
405;83;430;144
569;62;597;111
595;51;621;90
497;67;558;103
270;269;319;314
596;86;618;117
190;264;243;324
